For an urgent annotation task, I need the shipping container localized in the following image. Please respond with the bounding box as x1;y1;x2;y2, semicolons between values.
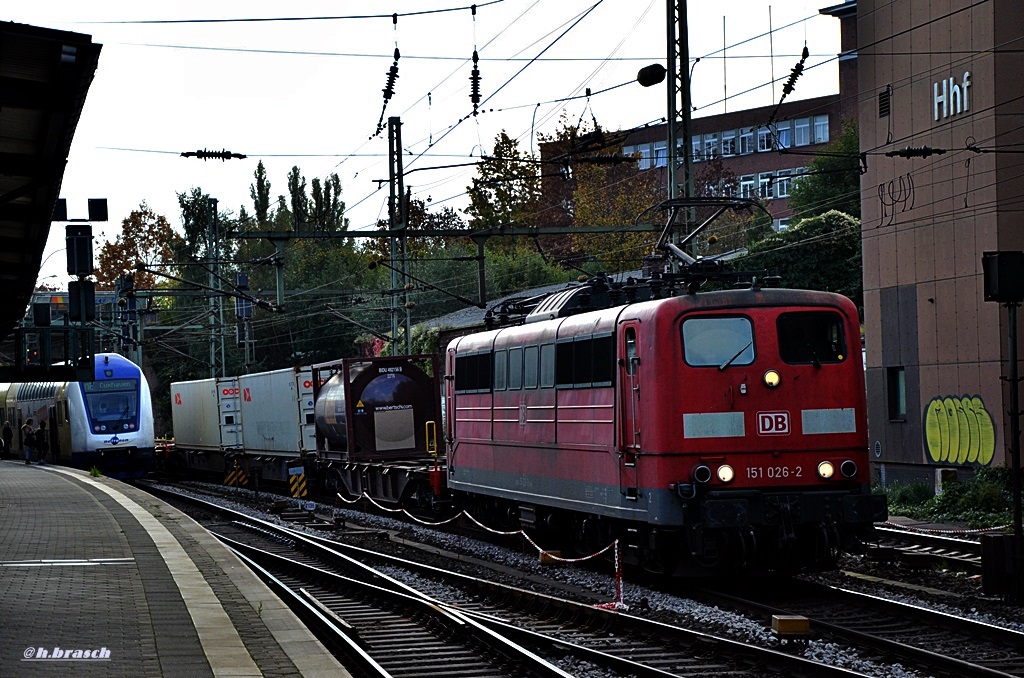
237;367;315;454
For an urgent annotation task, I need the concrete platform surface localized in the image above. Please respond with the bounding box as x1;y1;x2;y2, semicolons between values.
0;461;351;677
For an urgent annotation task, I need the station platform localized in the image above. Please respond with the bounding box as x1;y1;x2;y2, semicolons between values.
0;461;351;677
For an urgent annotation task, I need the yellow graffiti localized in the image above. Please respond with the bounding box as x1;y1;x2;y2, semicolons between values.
924;395;995;466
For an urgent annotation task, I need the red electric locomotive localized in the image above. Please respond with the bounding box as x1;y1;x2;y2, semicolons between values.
445;274;887;575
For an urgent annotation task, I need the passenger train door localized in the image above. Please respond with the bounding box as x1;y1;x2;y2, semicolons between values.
617;321;641;500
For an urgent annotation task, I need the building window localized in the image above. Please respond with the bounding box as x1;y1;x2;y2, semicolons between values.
813;115;830;144
703;133;719;159
691;137;702;163
721;130;736;156
758;173;773;199
739;174;756;199
887;366;906;420
622;145;634;158
654;141;667;168
776;217;791;231
775;121;791;149
775;170;792;198
794;118;810;146
758;126;773;152
638;144;652;170
739;127;755;154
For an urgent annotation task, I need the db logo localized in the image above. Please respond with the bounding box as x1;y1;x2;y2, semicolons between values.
757;411;790;435
221;388;239;396
174;393;182;405
303;380;313;389
243;387;252;402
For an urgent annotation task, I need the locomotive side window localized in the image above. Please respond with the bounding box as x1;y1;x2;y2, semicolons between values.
555;334;615;388
524;346;539;389
682;317;755;367
508;347;524;390
777;312;846;365
455;352;494;393
540;344;555;388
494;350;508;391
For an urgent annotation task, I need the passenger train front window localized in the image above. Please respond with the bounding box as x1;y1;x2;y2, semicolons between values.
682;317;755;367
80;379;139;432
777;312;847;365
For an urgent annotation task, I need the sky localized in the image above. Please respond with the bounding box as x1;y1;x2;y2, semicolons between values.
7;0;843;287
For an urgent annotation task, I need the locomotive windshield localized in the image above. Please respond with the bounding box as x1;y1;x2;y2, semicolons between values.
777;311;847;365
682;316;755;367
81;379;139;432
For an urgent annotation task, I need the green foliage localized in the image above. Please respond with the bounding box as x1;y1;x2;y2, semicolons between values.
741;210;863;309
881;472;1013;529
249;161;272;228
787;119;861;220
485;249;569;299
89;466;102;477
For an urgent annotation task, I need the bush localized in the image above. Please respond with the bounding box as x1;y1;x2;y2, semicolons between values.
881;472;1013;529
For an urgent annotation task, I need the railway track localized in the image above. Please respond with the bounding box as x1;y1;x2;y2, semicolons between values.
869;525;984;572
146;484;860;677
697;578;1024;677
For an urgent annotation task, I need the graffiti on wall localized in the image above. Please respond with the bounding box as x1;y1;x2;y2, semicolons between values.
923;395;996;465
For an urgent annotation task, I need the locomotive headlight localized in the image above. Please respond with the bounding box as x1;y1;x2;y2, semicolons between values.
716;465;735;483
763;370;781;388
840;460;858;478
817;461;835;479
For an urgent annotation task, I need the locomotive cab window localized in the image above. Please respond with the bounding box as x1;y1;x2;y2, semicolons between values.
777;312;847;365
682;317;754;367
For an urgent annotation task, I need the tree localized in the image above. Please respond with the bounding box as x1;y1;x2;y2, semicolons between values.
571;157;663;273
465;131;541;254
309;174;347;233
741;210;862;309
96;202;182;290
786;119;861;221
249;161;272;228
177;187;237;263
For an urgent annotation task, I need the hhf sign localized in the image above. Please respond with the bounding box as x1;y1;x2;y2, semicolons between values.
757;411;790;435
934;71;971;121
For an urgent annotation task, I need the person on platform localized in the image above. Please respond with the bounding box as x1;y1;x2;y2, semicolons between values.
1;421;12;460
21;418;35;465
34;421;49;465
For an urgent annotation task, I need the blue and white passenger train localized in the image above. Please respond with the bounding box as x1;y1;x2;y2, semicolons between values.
0;353;154;480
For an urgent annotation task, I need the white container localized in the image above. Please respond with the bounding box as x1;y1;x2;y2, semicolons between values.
237;367;316;454
171;378;224;451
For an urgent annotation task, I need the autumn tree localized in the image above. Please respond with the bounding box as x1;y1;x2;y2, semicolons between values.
465;131;541;254
96;202;182;290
